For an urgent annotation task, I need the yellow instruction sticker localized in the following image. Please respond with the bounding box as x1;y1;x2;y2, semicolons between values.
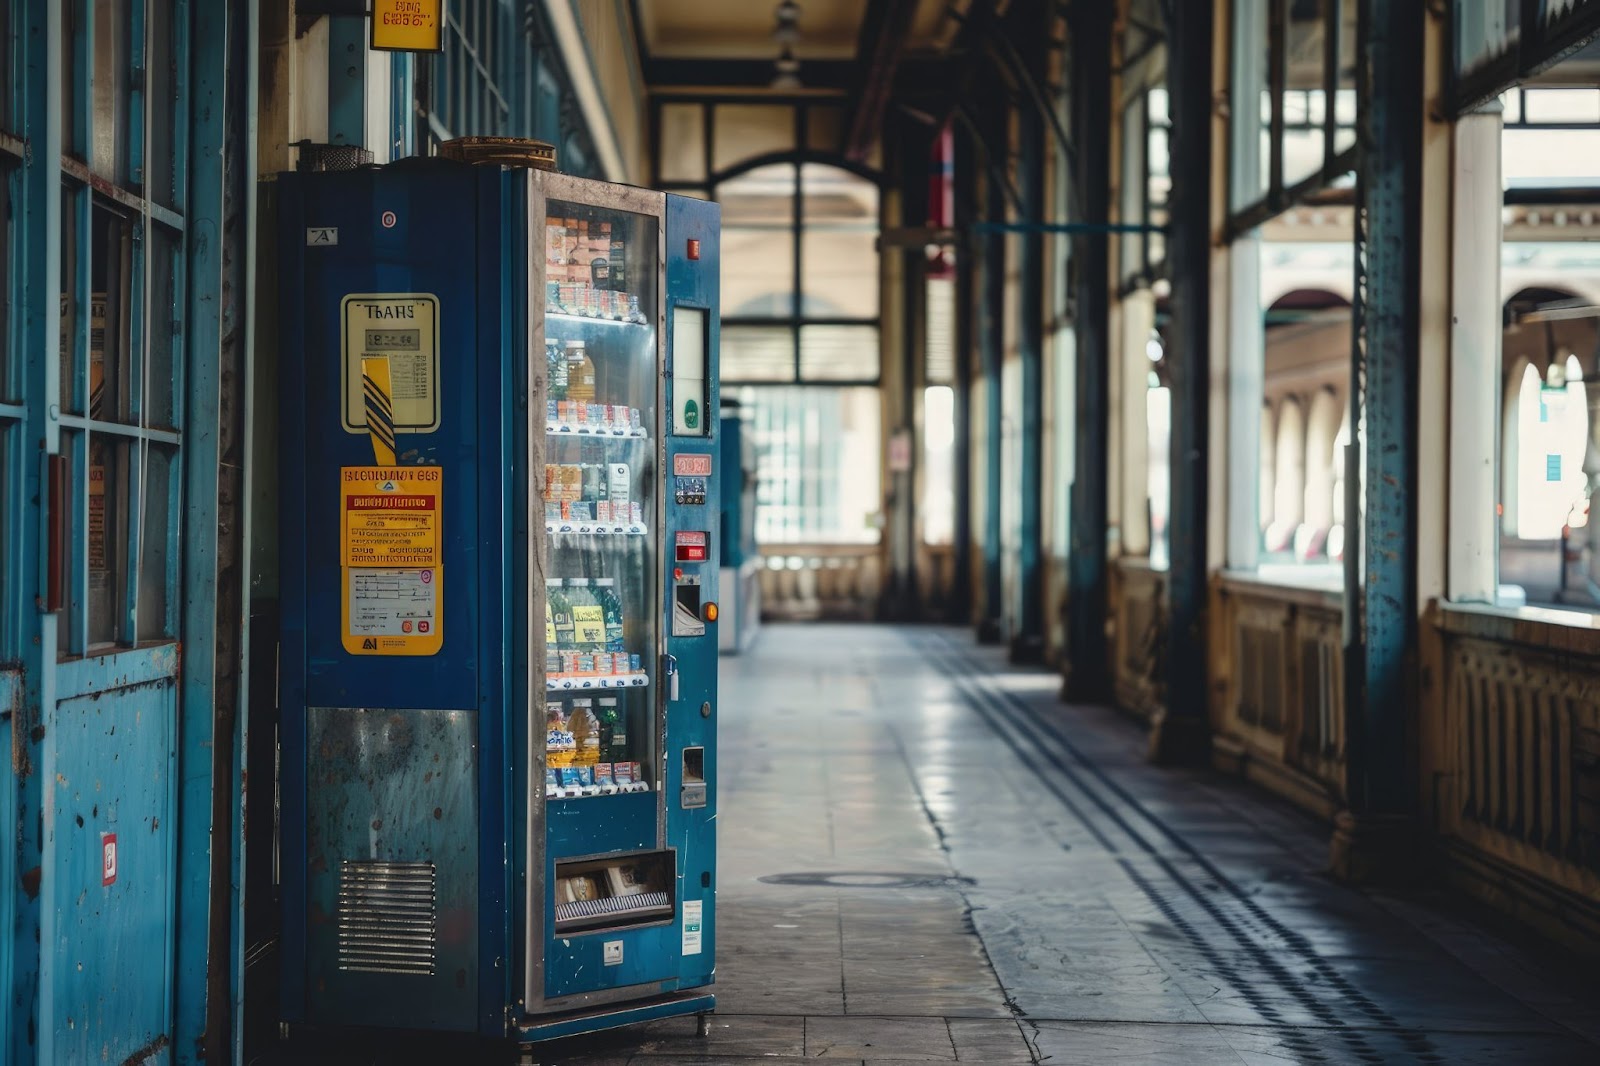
340;466;443;656
342;294;440;437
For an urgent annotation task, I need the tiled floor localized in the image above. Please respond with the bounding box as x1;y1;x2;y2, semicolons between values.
287;624;1600;1064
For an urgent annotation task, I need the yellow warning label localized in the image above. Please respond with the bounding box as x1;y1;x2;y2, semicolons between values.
371;0;444;53
341;294;440;437
340;466;443;656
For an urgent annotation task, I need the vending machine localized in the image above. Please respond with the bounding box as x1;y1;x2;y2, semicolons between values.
275;154;719;1052
718;400;761;654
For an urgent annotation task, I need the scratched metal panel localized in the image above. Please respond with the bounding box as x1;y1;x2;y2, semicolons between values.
305;706;477;1030
45;677;176;1065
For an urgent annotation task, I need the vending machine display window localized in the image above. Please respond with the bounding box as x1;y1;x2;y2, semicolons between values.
540;202;661;801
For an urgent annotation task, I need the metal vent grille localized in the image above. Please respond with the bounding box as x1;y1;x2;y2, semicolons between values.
337;860;437;975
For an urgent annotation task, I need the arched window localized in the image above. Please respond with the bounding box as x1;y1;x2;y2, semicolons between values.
716;159;882;384
1301;388;1343;560
1512;357;1589;539
1268;398;1306;555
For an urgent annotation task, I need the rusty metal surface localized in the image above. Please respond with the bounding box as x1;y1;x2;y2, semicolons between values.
304;706;478;1030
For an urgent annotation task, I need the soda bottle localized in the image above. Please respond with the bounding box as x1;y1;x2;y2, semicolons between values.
547;339;568;401
570;699;601;768
597;696;625;762
595;578;626;651
548;580;574;650
566;340;596;402
545;702;575;769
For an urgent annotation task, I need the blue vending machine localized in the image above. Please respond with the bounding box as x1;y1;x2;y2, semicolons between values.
275;154;720;1053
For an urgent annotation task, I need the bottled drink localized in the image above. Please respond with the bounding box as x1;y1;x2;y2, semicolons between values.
548;580;574;650
547;339;568;401
566;340;595;402
608;223;626;292
597;697;625;762
567;579;605;648
570;699;600;768
545;702;575;768
595;578;625;651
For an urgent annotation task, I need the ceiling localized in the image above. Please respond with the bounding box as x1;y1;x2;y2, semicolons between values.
633;0;967;63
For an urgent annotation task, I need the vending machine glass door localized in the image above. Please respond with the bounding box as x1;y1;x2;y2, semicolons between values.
527;180;670;1009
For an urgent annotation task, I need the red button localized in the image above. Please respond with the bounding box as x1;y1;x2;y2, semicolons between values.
687;239;701;260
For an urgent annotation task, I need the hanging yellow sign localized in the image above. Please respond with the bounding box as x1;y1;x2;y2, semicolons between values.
340;466;444;656
371;0;445;52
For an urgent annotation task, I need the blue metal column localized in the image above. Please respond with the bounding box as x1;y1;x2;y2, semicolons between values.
1064;1;1112;700
327;14;367;149
1012;95;1045;663
1151;0;1214;762
1333;0;1424;880
176;0;249;1061
11;2;63;1060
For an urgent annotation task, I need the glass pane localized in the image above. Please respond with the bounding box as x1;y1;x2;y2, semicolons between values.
92;0;132;181
1283;0;1327;187
136;443;174;640
1147;104;1170;265
659;103;706;183
97;206;133;423
723;227;795;317
925;275;955;385
923;385;955;545
719;163;796;317
712;104;796;173
541;198;660;801
1524;88;1600;125
800;164;878;319
736;386;882;545
1334;0;1357;155
799;325;879;382
1231;0;1271;211
88;436;125;647
147;227;178;427
721;325;795;382
1120;97;1147;280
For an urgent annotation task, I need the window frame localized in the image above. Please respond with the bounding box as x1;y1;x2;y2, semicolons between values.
1227;0;1358;237
51;0;189;656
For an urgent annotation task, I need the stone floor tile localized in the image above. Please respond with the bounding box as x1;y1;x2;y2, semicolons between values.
804;1017;958;1060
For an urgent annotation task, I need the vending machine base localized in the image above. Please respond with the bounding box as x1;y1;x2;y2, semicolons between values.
516;991;715;1052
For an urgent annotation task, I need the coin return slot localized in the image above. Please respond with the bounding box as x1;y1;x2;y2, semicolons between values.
553;849;675;933
681;746;706;809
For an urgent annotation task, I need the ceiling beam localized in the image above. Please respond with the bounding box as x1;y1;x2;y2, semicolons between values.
845;0;921;163
643;57;858;90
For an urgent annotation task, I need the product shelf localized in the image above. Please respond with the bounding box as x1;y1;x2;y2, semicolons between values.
546;310;649;329
545;422;649;440
546;671;650;692
546;780;653;800
546;522;648;537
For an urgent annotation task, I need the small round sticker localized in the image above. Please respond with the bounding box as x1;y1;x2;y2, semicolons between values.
420;570;433;584
381;210;398;228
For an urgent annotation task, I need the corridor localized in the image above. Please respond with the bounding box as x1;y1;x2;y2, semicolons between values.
537;625;1600;1065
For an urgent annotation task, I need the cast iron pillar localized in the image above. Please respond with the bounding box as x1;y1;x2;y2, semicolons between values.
1150;0;1214;763
977;147;1007;643
1012;93;1047;662
1063;1;1112;699
1332;0;1424;883
881;120;931;620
